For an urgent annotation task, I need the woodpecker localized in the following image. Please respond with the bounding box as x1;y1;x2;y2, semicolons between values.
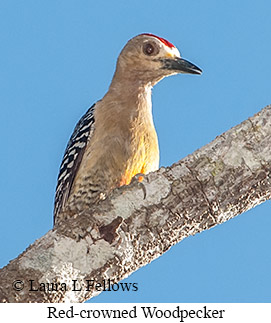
54;33;202;225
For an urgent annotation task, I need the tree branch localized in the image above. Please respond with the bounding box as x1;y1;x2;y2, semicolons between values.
1;105;271;303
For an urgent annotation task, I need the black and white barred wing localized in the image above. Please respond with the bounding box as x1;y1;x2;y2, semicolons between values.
54;104;96;223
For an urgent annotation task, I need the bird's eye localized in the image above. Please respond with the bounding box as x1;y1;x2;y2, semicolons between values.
143;42;158;56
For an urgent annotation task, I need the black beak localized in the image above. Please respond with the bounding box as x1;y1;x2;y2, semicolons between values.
162;57;202;75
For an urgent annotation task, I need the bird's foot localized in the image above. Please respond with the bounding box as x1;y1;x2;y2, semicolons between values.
131;173;147;199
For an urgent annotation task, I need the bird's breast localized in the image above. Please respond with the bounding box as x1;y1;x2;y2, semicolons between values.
118;123;159;186
73;94;160;195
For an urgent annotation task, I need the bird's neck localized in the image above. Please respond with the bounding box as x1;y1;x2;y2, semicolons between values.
103;75;154;123
110;72;152;97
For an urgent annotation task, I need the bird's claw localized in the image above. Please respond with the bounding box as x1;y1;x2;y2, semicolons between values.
131;173;147;199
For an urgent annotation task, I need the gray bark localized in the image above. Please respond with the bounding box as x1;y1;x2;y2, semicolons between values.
0;105;271;303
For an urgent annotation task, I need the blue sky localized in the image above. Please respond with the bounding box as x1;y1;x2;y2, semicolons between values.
0;0;270;302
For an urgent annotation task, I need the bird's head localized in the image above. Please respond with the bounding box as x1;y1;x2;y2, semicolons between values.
115;33;202;85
